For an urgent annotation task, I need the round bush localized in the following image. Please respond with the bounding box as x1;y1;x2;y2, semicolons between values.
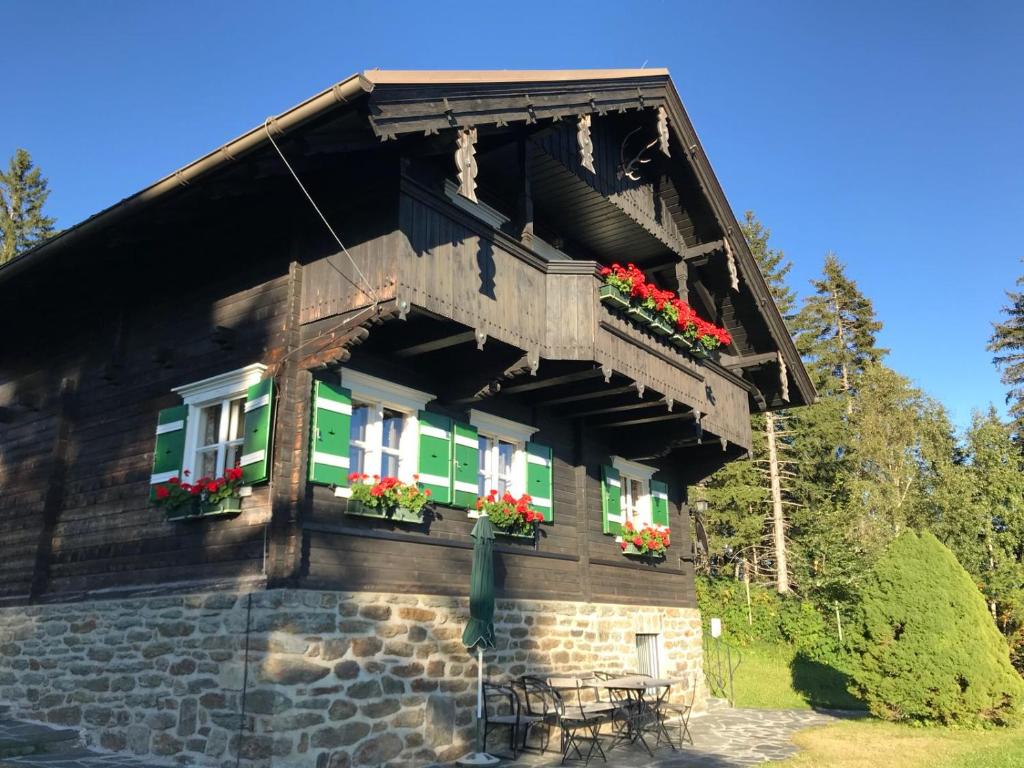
849;531;1024;726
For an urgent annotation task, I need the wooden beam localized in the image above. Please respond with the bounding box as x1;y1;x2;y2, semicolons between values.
536;384;637;407
692;279;719;323
393;330;477;358
720;351;780;369
594;411;696;429
500;368;602;395
568;399;669;419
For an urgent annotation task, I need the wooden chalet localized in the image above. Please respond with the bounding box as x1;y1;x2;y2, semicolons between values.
0;69;811;767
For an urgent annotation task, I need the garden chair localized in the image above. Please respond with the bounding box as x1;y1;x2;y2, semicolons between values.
655;673;695;748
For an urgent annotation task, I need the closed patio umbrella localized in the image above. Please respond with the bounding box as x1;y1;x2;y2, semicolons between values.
456;512;500;767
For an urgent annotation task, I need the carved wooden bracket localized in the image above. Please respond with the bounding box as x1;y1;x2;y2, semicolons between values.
577;114;595;174
724;238;740;292
601;362;614;383
656;107;670;157
778;351;790;403
455;127;478;202
475;328;488;351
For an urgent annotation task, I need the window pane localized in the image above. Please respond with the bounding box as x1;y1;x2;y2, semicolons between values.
225;443;241;472
199;404;222;447
382;409;403;449
351;404;370;443
478;436;493;495
227;398;245;441
498;442;514;479
197;448;218;479
382;452;400;478
350;446;365;476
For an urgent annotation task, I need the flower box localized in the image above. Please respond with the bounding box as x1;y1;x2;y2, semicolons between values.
621;542;666;559
494;525;537;541
598;284;630;309
649;315;673;336
625;305;654;324
689;345;710;360
166;496;242;522
670;333;693;351
346;500;423;523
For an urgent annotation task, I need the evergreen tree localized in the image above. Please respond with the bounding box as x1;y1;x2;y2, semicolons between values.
989;267;1024;440
0;148;56;264
795;253;886;408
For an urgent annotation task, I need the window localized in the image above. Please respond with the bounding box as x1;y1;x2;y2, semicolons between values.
172;364;267;481
340;369;432;484
611;455;657;528
469;410;538;498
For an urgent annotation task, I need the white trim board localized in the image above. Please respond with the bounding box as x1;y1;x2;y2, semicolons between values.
469;410;539;445
341;368;434;413
172;363;267;405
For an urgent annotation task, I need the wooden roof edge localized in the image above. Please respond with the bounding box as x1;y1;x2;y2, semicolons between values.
363;68;670;85
658;81;816;408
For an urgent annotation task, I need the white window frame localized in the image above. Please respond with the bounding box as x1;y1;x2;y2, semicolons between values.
172;364;267;482
612;455;657;529
470;410;538;499
340;369;433;490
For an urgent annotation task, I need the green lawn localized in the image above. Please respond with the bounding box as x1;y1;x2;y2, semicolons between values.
767;719;1024;767
729;642;865;710
726;642;1024;767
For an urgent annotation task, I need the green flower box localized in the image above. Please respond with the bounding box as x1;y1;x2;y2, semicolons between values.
494;525;537;540
166;496;242;522
670;333;694;351
346;501;423;523
598;284;630;309
649;315;673;336
621;542;667;559
625;305;654;324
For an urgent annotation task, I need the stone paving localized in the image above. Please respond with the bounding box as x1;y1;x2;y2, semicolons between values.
495;707;856;767
0;707;858;768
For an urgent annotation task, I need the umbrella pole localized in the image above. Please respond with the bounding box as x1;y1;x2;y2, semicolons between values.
456;644;499;767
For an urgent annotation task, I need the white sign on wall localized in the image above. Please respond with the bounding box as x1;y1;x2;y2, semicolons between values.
710;617;722;638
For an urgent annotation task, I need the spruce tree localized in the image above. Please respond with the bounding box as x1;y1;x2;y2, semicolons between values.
989;268;1024;440
795;253;886;408
0;148;56;264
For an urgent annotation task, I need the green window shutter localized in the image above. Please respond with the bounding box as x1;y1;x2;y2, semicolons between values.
526;442;554;523
309;381;352;487
240;378;275;485
601;464;623;535
150;405;189;500
650;479;670;529
418;410;453;504
452;422;479;509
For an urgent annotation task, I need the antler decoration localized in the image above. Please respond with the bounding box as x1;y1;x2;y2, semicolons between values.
455;127;478;202
618;127;658;181
577;114;595;173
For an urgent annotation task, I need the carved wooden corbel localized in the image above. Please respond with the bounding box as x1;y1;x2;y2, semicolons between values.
600;363;614;383
656;106;670;157
475;328;488;351
455;127;478;202
778;351;790;403
724;237;740;292
577;114;595;174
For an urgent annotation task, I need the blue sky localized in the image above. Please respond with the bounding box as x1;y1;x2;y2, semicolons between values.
4;1;1022;428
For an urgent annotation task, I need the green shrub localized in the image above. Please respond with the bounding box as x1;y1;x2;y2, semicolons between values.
696;576;844;664
849;531;1024;727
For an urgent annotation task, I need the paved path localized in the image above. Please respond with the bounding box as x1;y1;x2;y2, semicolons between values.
496;707;854;767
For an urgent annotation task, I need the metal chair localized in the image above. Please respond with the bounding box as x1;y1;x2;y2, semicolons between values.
515;675;558;754
547;682;609;765
482;682;521;758
656;673;695;748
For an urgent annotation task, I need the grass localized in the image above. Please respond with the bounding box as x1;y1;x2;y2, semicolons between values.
726;642;1024;767
729;642;865;711
766;719;1024;767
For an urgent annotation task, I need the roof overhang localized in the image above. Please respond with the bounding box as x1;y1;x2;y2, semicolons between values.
0;67;813;407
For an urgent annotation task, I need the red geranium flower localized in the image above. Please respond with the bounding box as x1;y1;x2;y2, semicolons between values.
155;485;170;500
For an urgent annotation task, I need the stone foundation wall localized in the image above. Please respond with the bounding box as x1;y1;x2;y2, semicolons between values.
0;589;705;767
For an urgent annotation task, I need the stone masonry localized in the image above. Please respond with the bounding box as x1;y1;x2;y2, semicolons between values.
0;590;705;768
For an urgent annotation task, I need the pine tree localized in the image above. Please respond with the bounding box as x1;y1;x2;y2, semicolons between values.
703;212;799;592
989;267;1024;440
0;148;56;264
795;253;886;410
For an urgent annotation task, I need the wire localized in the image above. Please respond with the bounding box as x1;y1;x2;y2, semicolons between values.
263;119;380;307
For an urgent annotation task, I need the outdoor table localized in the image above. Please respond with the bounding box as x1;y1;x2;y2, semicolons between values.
587;676;680;755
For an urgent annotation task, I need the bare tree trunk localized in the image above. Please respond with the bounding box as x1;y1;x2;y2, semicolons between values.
766;413;790;594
